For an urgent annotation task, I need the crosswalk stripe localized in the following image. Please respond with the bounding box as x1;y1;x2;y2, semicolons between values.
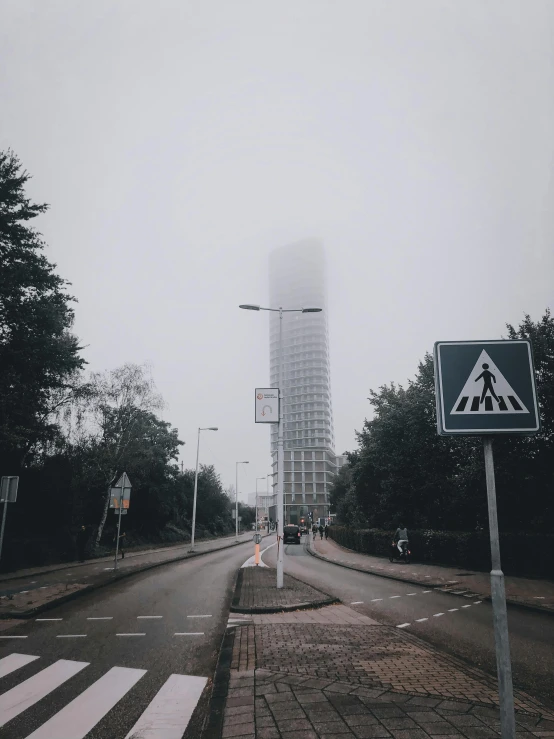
0;659;88;728
124;673;207;739
0;653;39;679
25;665;146;739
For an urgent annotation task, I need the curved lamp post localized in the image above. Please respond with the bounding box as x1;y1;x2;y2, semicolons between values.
190;427;218;551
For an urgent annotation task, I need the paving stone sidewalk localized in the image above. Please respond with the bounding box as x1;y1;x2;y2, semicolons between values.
310;536;554;613
232;567;337;613
217;604;554;739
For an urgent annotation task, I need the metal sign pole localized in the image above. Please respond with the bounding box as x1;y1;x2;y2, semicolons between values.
0;501;8;565
483;437;516;738
114;483;123;571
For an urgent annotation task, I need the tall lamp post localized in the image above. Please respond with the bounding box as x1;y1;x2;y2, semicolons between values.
239;303;322;588
190;427;218;552
256;477;266;532
236;461;249;541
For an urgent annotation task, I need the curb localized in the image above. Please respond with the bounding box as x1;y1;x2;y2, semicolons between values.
0;537;255;620
306;541;554;617
201;628;235;739
230;567;339;614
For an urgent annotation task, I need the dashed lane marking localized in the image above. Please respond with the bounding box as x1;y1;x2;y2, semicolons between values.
187;614;212;618
174;632;204;636
36;618;63;622
350;601;363;605
415;618;428;622
433;613;444;617
448;608;459;612
137;616;163;619
406;593;417;596
534;596;545;599
423;590;432;593
87;617;113;620
396;623;410;628
116;633;145;637
461;605;472;608
0;636;28;639
371;598;383;602
474;601;482;604
56;635;87;638
390;595;401;599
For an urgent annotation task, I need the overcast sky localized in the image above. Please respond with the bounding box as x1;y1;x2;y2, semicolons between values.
2;1;553;500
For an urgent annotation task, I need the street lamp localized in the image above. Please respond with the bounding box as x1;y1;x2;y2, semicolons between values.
190;427;218;552
256;477;266;532
236;461;249;541
240;303;322;588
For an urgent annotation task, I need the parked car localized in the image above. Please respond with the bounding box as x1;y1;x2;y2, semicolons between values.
283;525;301;544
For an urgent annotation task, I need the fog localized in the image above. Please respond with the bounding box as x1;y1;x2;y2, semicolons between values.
1;0;553;498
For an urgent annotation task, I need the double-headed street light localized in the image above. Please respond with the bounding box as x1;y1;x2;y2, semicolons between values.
239;303;322;588
236;461;249;541
190;427;218;552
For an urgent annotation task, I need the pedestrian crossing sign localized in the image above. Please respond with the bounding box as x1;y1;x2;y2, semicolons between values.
434;340;540;435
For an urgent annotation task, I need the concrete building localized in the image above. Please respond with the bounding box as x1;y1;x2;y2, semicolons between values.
267;239;343;526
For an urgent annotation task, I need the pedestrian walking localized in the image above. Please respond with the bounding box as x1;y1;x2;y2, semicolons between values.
76;525;88;562
324;525;329;540
113;529;126;559
318;524;324;539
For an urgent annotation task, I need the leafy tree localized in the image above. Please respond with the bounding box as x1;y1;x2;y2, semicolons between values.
0;150;84;468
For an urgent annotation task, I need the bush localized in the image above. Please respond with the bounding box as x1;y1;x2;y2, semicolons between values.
328;526;554;578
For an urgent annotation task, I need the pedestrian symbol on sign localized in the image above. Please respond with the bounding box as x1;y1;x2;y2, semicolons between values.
450;350;528;415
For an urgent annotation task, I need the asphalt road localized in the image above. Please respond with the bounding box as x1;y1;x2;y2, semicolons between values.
264;535;554;712
0;537;261;739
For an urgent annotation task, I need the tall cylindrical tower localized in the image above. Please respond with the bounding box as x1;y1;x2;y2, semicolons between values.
268;239;339;526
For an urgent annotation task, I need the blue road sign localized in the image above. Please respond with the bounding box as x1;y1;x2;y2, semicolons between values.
434;340;540;435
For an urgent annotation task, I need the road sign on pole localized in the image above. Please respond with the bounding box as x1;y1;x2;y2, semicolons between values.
111;472;132;570
255;388;279;423
434;340;539;435
0;476;19;565
434;339;540;739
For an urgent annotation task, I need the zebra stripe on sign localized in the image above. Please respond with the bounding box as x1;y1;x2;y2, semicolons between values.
455;394;523;413
0;654;207;738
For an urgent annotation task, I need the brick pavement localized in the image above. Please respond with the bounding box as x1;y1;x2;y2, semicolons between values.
233;567;336;612
310;537;554;613
217;604;554;739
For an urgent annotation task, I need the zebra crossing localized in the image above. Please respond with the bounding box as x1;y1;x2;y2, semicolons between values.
454;394;523;413
0;651;207;738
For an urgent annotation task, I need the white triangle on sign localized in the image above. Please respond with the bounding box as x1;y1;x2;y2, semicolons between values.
450;350;528;415
113;472;132;489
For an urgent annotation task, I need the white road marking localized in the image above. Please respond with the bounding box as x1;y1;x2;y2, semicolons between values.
26;665;146;739
396;623;410;628
137;615;163;619
104;568;114;571
424;575;431;578
31;581;37;584
187;614;212;618
87;617;113;620
124;673;208;739
36;618;63;621
433;613;444;617
390;595;401;599
423;590;432;593
0;659;88;728
371;598;383;602
0;635;28;639
174;632;204;636
448;608;459;612
0;653;39;678
406;593;417;596
116;633;145;637
447;580;458;583
39;586;48;589
56;635;87;638
461;605;472;608
19;590;29;594
533;596;545;599
474;601;482;605
415;618;428;622
350;601;363;605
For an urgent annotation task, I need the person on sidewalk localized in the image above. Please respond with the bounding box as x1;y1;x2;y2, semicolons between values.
76;525;88;562
318;524;324;539
113;530;126;559
312;524;317;539
394;524;409;555
324;525;329;540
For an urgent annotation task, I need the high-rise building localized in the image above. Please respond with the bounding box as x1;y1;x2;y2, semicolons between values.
267;239;342;526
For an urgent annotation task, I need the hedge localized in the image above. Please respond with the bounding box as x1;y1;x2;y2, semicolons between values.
327;526;554;578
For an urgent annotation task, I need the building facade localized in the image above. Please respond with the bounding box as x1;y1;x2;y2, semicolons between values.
267;239;343;526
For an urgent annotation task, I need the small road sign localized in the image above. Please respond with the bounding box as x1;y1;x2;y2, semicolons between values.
255;388;279;423
253;533;262;544
0;477;18;503
434;340;540;435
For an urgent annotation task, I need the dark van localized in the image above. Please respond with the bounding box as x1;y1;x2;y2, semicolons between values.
283;525;301;544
